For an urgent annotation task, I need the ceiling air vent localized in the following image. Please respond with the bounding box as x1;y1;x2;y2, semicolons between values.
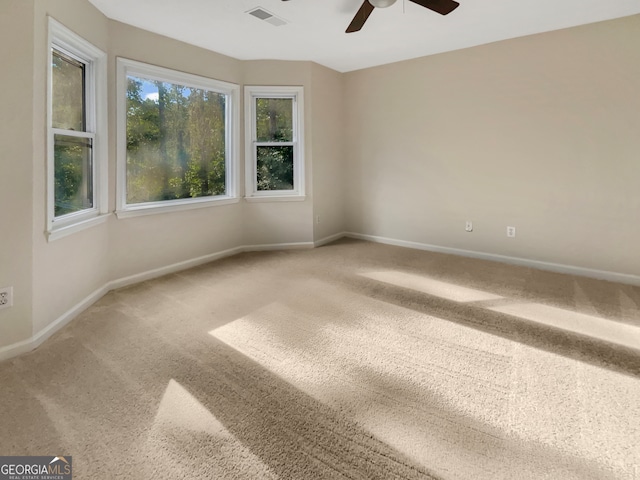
247;7;288;26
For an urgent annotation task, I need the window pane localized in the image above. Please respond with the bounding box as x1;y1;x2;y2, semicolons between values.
52;50;85;131
256;98;293;142
256;145;294;191
54;134;93;216
126;76;227;204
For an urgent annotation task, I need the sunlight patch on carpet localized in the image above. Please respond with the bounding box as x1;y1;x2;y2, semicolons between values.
206;277;640;479
208;285;519;476
144;379;276;479
361;269;640;351
360;270;503;303
153;379;227;435
489;302;640;350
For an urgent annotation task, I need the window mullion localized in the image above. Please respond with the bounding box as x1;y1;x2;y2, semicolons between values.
254;141;295;147
52;128;95;139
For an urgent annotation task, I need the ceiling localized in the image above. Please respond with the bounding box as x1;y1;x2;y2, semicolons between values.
87;0;640;72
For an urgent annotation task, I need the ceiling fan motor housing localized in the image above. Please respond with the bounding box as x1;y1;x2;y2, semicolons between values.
369;0;397;7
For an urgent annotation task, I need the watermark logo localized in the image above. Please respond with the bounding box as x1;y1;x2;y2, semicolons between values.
0;456;72;480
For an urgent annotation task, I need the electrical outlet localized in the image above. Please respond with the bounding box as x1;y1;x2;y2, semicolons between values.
316;215;321;224
507;226;516;238
465;221;473;232
0;286;13;310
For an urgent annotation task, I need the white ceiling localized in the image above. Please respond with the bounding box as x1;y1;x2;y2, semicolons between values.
88;0;640;72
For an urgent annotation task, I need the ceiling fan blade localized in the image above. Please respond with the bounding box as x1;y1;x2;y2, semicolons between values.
408;0;459;15
346;0;375;33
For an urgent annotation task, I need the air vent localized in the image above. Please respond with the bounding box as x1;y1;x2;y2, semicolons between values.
247;7;288;26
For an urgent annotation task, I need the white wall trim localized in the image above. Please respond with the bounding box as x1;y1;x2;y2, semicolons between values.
0;284;109;363
33;285;110;348
115;197;240;220
48;213;111;242
314;232;345;247
108;242;313;291
345;232;640;287
245;241;314;252
108;246;245;290
0;337;35;363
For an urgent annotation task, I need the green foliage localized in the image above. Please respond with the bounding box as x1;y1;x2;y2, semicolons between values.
256;98;293;142
54;136;92;216
257;146;294;191
125;77;227;204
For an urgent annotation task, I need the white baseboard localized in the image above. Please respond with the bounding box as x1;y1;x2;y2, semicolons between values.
0;240;315;363
0;285;108;362
0;337;34;363
0;285;120;363
314;232;346;247
245;241;314;252
110;243;315;291
109;246;245;290
32;285;110;350
345;232;640;286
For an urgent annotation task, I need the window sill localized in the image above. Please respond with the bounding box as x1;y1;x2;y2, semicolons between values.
116;196;240;219
48;213;111;242
244;195;306;203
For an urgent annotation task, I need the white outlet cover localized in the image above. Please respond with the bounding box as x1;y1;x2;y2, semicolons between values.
0;286;13;310
507;226;516;237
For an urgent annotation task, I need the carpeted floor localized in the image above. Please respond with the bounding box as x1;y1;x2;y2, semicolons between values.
1;238;639;479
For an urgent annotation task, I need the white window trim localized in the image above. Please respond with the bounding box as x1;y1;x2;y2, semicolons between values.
47;17;108;241
244;85;305;201
116;58;240;219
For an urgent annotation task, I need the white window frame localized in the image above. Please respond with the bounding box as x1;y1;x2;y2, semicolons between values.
244;86;305;202
47;18;108;241
116;58;240;218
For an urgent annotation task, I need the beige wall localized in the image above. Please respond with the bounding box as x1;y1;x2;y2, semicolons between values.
344;15;640;275
0;0;35;346
311;63;346;242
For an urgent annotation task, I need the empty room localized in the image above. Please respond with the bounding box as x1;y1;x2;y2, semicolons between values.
1;0;639;478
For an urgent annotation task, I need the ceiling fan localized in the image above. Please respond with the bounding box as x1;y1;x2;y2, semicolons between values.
345;0;460;33
280;0;460;33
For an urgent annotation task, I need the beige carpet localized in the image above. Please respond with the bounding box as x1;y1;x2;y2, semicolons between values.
1;238;639;479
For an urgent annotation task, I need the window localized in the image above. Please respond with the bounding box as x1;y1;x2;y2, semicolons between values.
116;58;240;217
245;86;305;201
48;18;107;239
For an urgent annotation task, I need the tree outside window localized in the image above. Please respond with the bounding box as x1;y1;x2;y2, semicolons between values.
117;58;239;214
126;77;227;203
